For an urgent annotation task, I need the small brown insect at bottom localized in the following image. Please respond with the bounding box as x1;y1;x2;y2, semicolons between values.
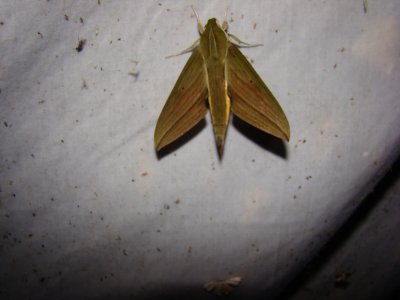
203;276;241;296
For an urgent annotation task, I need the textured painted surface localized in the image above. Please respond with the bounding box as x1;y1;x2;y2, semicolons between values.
0;1;399;299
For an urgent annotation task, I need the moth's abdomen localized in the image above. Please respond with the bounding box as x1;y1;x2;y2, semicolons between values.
206;62;230;156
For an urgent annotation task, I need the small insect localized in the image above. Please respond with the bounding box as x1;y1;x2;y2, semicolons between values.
75;38;86;52
335;271;351;288
204;276;241;296
154;8;290;157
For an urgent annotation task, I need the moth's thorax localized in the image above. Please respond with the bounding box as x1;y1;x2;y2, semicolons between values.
200;18;228;61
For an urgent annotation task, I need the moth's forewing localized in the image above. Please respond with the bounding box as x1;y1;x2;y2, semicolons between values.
154;48;208;151
226;44;290;141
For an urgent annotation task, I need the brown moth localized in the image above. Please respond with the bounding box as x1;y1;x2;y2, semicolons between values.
154;9;290;157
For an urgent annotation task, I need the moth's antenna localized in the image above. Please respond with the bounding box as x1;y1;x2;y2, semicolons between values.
191;6;204;34
165;39;199;58
222;8;228;31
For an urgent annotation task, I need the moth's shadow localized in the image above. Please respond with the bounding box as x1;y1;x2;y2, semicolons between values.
156;120;206;159
156;117;288;159
232;116;288;159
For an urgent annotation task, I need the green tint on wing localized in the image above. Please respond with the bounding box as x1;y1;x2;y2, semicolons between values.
154;47;208;151
226;44;290;141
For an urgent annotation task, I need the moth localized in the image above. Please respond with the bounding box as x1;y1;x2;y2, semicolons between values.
154;9;290;157
203;276;241;296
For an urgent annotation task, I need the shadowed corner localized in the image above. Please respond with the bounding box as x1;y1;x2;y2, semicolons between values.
276;156;400;300
232;115;288;159
155;119;207;159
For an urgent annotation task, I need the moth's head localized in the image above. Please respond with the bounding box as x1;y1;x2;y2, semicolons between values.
205;18;218;28
205;18;229;32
